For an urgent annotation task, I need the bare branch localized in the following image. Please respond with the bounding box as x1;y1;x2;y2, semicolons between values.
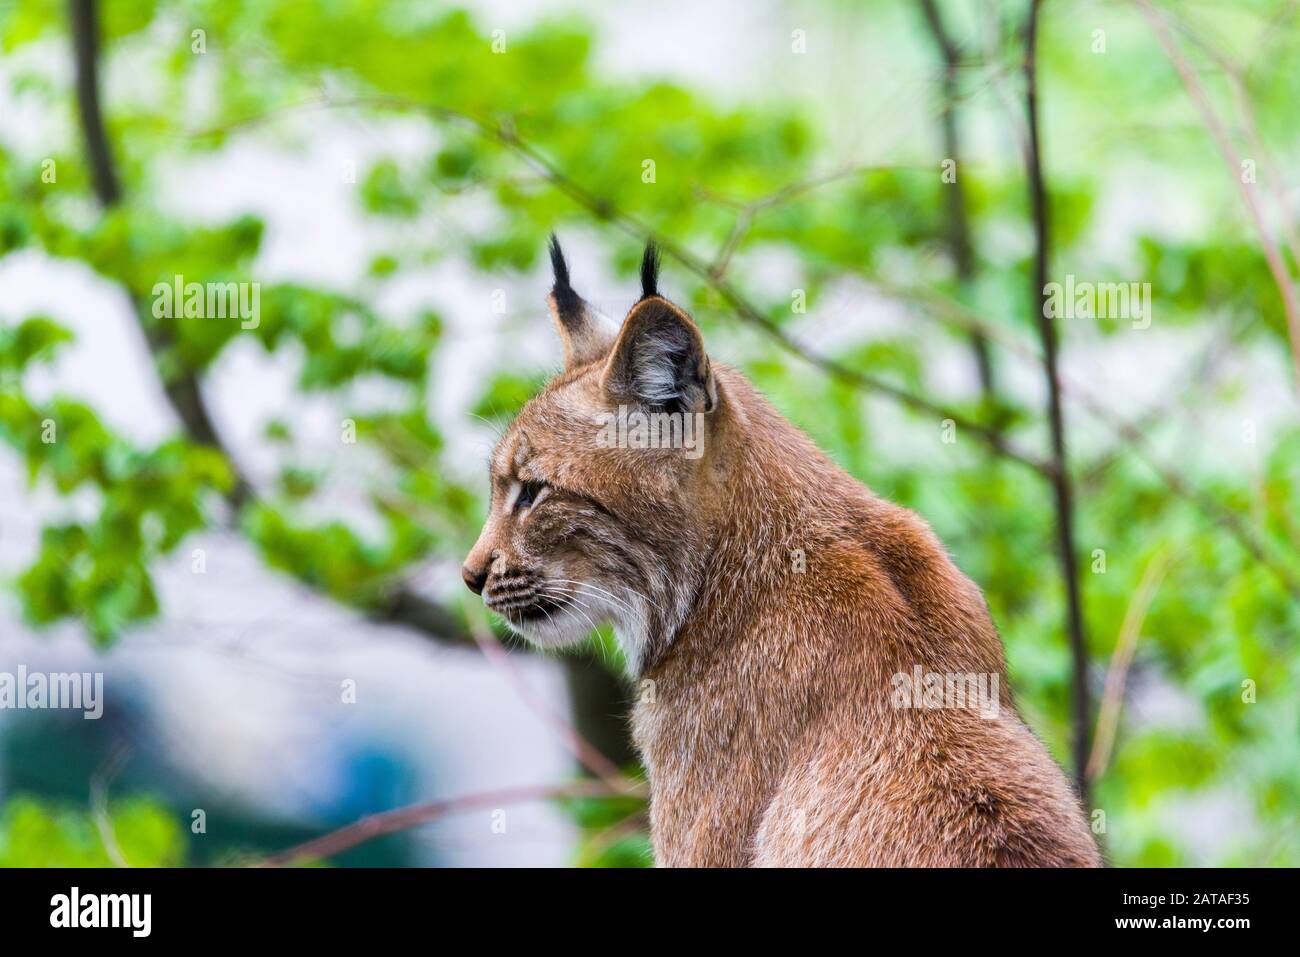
1024;0;1092;804
190;96;1054;477
67;10;651;783
69;0;119;205
917;0;996;399
870;280;1300;595
468;616;631;789
1079;321;1238;487
699;162;911;279
259;779;643;867
1133;0;1300;386
1087;547;1174;783
68;8;474;649
89;744;131;868
191;91;1300;602
1167;17;1300;270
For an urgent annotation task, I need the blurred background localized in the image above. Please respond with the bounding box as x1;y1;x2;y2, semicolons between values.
0;0;1297;867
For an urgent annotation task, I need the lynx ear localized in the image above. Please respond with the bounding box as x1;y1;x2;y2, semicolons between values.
547;235;617;369
602;256;716;413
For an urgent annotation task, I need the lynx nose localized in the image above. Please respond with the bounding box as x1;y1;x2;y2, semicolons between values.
461;565;488;595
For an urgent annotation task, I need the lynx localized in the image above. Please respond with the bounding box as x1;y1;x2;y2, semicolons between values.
461;237;1102;867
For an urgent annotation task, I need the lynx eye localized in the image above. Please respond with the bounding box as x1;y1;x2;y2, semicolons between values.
514;480;545;511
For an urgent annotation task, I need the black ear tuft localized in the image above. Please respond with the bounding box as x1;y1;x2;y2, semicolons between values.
548;233;569;286
547;235;617;367
639;240;661;301
548;233;582;319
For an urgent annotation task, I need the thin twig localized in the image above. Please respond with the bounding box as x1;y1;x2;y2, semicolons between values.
1079;320;1239;487
700;162;913;278
189;90;1300;601
1133;0;1300;385
581;806;651;862
259;779;641;867
467;614;631;790
190;94;1054;476
1086;547;1174;783
67;9;476;649
870;278;1300;593
67;6;652;782
1024;0;1092;804
917;0;997;400
89;744;131;868
1168;16;1300;270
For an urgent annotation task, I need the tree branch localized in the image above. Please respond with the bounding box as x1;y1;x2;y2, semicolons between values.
187;91;1300;603
491;115;1051;473
1086;547;1173;783
195;85;1300;603
259;779;643;867
917;0;997;401
69;4;472;648
192;96;1054;477
872;280;1300;595
1133;0;1300;386
468;616;630;789
1167;15;1300;271
67;1;637;785
69;0;119;205
1024;0;1092;804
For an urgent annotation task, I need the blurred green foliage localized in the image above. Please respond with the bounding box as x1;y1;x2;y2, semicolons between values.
0;795;185;867
0;0;1297;866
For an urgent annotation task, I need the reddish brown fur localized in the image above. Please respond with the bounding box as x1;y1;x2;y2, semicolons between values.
463;251;1102;867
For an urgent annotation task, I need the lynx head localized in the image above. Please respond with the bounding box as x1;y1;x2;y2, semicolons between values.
461;236;721;672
